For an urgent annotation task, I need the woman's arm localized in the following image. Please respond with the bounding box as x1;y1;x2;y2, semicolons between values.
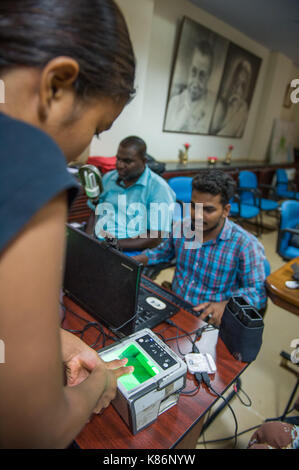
0;192;132;448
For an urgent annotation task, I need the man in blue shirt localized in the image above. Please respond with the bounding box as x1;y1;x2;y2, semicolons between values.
134;170;267;326
95;136;176;252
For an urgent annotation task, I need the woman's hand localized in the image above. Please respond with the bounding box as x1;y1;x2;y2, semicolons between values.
60;329;133;413
61;328;102;386
92;358;133;413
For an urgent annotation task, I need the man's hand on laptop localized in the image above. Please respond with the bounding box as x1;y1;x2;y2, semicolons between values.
193;300;228;327
133;253;149;265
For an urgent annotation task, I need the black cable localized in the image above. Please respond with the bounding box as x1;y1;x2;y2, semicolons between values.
110;311;139;334
166;320;217;396
197;424;262;446
165;319;216;357
79;322;106;349
181;371;203;395
201;409;211;449
61;302;117;346
181;384;201;396
162;325;206;343
60;302;90;325
164;320;194;356
199;372;239;449
234;384;252;407
198;404;299;447
191;325;215;353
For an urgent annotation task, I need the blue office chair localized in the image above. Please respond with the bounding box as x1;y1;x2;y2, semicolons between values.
238;171;280;232
137;177;192;280
275;169;299;200
167;177;193;203
277;200;299;260
229;193;262;237
238;171;279;211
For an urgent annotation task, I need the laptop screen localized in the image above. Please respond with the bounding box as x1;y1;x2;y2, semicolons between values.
63;225;142;336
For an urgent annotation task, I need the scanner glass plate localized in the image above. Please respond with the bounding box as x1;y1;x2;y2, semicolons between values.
102;343;161;391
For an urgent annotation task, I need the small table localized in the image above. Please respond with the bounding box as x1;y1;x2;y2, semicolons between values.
265;257;299;316
62;296;249;449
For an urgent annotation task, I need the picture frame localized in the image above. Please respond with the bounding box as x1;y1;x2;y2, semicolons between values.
163;17;229;135
163;16;262;138
209;43;262;138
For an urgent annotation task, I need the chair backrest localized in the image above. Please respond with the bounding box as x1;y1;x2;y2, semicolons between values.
276;169;289;195
239;171;258;188
278;200;299;256
168;177;193;203
238;171;257;205
276;169;288;184
280;200;299;230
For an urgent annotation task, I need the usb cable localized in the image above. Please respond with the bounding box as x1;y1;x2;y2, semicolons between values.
194;372;239;448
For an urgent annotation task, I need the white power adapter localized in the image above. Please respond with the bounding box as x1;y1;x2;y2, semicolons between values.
185;353;217;375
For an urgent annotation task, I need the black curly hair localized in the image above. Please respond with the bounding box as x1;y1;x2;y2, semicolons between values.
192;169;236;206
119;136;147;159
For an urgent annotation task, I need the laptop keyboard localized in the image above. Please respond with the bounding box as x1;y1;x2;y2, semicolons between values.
135;295;178;331
140;277;200;317
134;277;202;331
135;305;154;327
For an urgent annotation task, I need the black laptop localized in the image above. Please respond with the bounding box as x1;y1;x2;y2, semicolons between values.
63;225;179;337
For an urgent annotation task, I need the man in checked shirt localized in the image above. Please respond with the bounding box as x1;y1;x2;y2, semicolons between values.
134;169;267;327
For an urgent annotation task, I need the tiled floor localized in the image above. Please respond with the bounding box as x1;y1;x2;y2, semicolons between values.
154;218;299;449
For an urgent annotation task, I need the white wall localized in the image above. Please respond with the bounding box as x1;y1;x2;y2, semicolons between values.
90;0;298;163
90;0;155;157
250;52;294;161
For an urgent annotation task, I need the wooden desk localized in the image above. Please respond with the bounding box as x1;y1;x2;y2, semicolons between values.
162;161;298;188
62;296;248;449
266;257;299;316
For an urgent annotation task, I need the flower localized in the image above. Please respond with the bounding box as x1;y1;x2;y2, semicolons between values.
228;145;234;150
208;156;218;161
184;143;190;149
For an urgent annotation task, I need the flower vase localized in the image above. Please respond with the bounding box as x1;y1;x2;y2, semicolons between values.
207;156;218;166
223;146;233;165
182;149;189;165
179;144;190;165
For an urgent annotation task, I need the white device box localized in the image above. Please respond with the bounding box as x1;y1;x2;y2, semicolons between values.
99;328;187;434
185;353;217;375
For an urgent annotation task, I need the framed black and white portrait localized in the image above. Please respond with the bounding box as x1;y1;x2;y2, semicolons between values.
163;17;229;135
209;43;262;138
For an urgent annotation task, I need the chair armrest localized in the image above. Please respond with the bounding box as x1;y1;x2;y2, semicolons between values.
277;228;299;257
237;187;261;207
289;181;298;192
281;228;299;236
238;187;261;196
259;184;279;200
231;193;240;202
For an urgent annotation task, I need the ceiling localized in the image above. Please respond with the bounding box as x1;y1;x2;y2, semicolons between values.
189;0;299;66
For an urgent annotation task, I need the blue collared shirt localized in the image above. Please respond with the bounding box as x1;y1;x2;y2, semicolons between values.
95;166;176;239
143;218;267;310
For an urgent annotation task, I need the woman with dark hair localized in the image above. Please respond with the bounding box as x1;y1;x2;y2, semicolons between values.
0;0;135;448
